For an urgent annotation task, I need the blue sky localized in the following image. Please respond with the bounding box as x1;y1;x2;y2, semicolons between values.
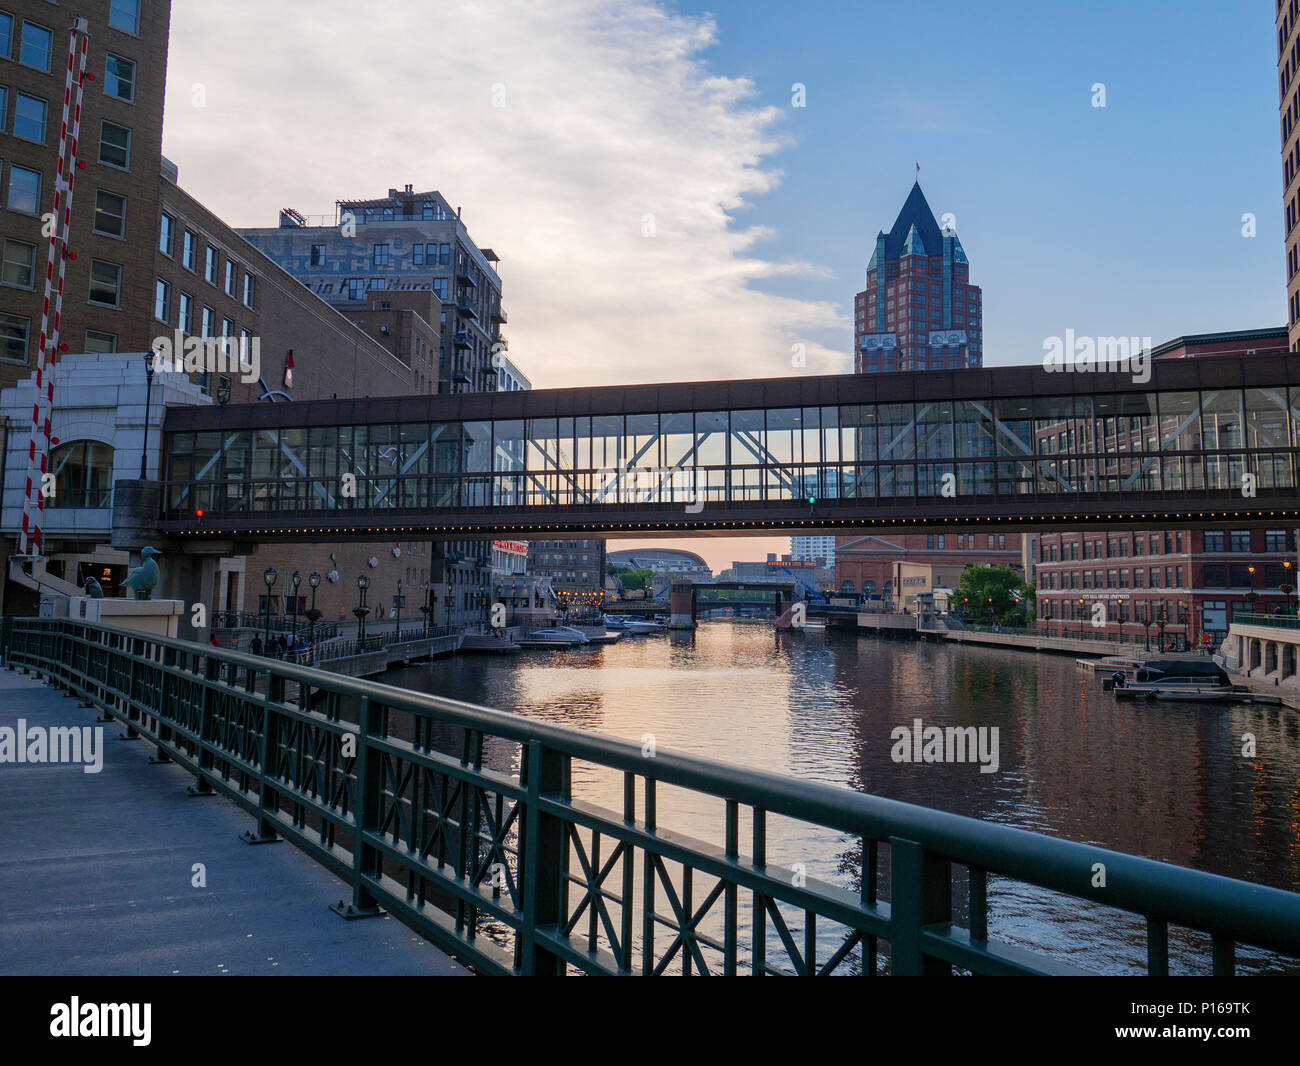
666;0;1286;363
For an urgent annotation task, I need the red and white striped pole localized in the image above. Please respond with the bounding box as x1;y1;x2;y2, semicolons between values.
19;18;90;558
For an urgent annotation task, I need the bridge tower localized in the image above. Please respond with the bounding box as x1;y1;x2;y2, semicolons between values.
668;582;696;630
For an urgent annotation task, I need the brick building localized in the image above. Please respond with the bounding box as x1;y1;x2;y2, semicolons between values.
0;0;171;387
835;532;1022;604
1280;0;1300;350
854;182;982;374
1034;326;1294;648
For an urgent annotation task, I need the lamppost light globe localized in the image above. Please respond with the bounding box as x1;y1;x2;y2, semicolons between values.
264;567;277;588
310;571;321;588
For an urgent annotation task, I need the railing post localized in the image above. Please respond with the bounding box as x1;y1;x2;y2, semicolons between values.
333;695;383;918
889;837;952;975
240;665;281;846
519;739;567;975
187;653;220;798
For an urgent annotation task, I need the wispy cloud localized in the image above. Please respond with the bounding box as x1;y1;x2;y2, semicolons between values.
164;0;847;388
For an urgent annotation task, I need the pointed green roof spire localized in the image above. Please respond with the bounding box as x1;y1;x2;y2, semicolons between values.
902;224;927;256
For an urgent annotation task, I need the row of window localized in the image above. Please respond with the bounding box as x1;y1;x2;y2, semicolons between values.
924;534;1009;551
1042;563;1295;591
1041;530;1295;561
159;215;256;308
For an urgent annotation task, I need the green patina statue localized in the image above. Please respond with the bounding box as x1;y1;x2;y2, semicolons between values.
123;547;162;601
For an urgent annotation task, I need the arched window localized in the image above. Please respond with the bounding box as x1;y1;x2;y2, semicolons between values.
50;440;114;509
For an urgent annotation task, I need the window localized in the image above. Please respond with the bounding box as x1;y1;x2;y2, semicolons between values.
99;121;132;168
178;292;193;332
0;86;7;132
19;21;52;71
49;441;115;509
347;278;365;300
310;244;325;266
159;213;174;255
6;164;41;214
109;0;141;35
1229;531;1251;553
204;246;217;283
432;277;449;299
413;243;424;266
200;306;215;338
104;54;136;102
1;238;35;288
0;311;30;365
84;330;117;353
242;273;254;308
154;279;170;322
1204;531;1226;552
369;277;386;290
13;92;45;142
0;13;11;60
88;260;122;306
1266;529;1293;552
93;190;126;237
373;243;389;267
181;231;196;270
224;259;236;296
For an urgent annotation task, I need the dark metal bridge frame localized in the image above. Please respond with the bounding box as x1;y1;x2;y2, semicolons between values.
6;616;1298;976
156;354;1300;543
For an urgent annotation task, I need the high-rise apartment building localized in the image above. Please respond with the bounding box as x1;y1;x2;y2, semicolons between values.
239;187;506;396
0;0;172;390
1280;0;1300;349
790;535;835;567
853;182;982;374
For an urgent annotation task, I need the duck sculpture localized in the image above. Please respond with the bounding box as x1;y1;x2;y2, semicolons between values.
123;547;162;601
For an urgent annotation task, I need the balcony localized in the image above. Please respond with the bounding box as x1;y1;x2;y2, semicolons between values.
456;299;478;321
491;307;507;324
457;270;477;288
453;330;472;350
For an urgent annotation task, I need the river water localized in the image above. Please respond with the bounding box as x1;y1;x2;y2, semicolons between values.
384;622;1300;975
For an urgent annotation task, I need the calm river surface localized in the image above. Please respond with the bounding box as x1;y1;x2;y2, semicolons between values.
385;622;1300;975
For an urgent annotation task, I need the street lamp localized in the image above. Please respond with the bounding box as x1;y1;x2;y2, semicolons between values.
420;582;433;636
1157;603;1168;652
262;567;277;649
355;574;371;642
1283;560;1294;615
1117;602;1127;645
1140;605;1152;652
1078;597;1085;641
395;578;403;632
987;596;994;630
1178;600;1189;652
140;352;156;480
306;571;322;658
291;571;302;643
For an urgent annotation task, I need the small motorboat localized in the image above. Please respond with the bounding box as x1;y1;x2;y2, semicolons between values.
624;620;667;636
603;615;629;630
519;626;590;648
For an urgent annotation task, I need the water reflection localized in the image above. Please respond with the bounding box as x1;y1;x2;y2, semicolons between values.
385;623;1300;974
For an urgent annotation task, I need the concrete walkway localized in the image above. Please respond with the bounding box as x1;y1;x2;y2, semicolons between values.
0;668;467;976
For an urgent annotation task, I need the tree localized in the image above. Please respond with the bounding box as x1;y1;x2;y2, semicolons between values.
953;565;1028;625
619;568;655;592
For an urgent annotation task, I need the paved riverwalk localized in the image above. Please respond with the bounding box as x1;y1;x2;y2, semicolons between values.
0;668;466;976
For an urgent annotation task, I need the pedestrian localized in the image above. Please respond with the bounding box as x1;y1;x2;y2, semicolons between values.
276;634;288;657
250;635;264;656
209;635;220;648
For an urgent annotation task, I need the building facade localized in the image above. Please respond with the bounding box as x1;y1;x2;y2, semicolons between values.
1034;327;1292;648
834;532;1022;603
790;535;835;567
0;0;172;391
1281;0;1300;351
238;187;506;397
853;182;982;374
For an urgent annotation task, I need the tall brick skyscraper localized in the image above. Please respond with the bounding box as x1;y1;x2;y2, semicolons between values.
1280;1;1300;350
853;182;982;373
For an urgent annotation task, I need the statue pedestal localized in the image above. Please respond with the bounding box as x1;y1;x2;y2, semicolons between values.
70;597;184;639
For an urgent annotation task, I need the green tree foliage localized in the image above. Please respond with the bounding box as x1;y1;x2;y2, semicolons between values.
952;566;1035;626
618;568;655;592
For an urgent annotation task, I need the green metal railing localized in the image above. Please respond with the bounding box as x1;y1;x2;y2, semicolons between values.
4;616;1300;976
1233;613;1300;631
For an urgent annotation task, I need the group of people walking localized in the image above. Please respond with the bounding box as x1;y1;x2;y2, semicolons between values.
208;631;304;659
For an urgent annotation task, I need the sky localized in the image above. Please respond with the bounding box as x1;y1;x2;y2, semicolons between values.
162;0;1287;574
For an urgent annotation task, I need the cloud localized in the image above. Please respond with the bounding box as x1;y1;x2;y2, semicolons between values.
165;0;847;388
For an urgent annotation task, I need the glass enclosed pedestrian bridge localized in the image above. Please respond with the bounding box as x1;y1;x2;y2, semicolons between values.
159;355;1300;541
